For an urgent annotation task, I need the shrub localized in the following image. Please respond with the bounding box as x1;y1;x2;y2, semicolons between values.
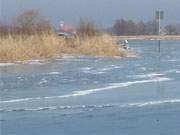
77;18;98;37
0;22;9;36
11;10;52;35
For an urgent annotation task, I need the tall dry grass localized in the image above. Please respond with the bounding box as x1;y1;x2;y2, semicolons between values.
75;35;128;57
0;33;132;63
0;33;62;62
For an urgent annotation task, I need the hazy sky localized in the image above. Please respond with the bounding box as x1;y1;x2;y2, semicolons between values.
1;0;180;27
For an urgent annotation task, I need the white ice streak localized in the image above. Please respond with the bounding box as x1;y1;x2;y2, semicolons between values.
1;99;180;112
164;69;180;74
98;65;121;72
128;73;164;79
43;72;61;75
80;67;105;74
0;77;172;104
164;69;178;73
0;60;44;67
38;78;48;85
176;71;180;73
80;67;92;71
0;63;17;67
81;65;121;74
129;99;180;107
166;59;180;62
21;60;44;65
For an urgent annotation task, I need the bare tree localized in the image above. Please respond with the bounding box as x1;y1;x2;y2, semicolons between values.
0;21;9;36
11;10;52;35
77;18;98;37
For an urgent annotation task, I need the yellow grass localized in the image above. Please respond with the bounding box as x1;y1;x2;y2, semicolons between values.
0;34;62;62
76;35;128;57
0;33;133;63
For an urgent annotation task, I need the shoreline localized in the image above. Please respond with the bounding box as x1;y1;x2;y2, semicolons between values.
0;53;136;65
113;35;180;41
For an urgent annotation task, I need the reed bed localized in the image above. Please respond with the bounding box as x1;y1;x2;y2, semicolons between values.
76;35;128;57
0;33;132;63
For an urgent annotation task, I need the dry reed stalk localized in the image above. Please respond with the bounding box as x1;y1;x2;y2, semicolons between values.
0;34;132;62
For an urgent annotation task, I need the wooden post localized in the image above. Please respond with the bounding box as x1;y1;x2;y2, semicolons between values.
158;40;161;53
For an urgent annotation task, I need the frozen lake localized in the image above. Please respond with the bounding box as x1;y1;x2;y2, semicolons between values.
0;40;180;135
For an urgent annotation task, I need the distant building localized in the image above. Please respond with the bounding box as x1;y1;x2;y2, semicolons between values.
59;21;76;33
58;21;77;38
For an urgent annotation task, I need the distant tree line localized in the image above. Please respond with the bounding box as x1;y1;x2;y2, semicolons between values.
109;19;180;35
1;10;180;36
0;10;99;37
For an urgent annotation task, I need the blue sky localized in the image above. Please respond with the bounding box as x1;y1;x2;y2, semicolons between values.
1;0;180;27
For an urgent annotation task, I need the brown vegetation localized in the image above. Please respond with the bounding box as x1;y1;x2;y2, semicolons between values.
0;34;132;63
0;34;61;62
77;18;99;37
76;35;128;57
0;10;132;63
0;10;52;36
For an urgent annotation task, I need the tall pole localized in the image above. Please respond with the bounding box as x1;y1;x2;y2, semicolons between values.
158;11;161;52
158;11;161;35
